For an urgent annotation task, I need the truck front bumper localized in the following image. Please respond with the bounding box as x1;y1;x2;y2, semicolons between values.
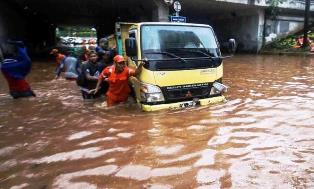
140;95;226;112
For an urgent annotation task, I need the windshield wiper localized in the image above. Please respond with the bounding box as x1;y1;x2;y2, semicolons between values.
192;50;214;57
169;48;215;58
132;50;231;63
144;51;187;63
169;48;233;60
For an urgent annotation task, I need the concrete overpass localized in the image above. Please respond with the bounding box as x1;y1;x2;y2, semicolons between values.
0;0;313;54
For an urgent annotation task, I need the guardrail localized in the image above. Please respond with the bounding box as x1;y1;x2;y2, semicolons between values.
293;0;314;5
218;0;314;9
253;0;314;10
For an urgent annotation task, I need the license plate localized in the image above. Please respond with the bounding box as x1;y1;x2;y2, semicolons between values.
179;101;195;108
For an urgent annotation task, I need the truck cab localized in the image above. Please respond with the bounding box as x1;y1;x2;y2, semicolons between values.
113;22;233;111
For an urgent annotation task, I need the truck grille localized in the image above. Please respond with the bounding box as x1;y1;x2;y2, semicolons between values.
162;83;211;102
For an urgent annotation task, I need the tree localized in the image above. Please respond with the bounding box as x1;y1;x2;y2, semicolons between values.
302;0;311;48
266;0;287;18
263;0;287;46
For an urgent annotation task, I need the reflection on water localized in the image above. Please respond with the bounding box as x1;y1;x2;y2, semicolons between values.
1;55;314;188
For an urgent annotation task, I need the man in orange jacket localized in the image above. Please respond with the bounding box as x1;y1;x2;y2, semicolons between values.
91;55;145;106
50;49;66;72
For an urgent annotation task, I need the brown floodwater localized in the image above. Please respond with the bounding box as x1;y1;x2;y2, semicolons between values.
1;55;314;189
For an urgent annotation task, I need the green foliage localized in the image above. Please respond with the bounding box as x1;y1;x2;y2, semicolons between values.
267;35;297;49
265;0;288;18
56;26;96;37
266;0;287;7
264;29;314;51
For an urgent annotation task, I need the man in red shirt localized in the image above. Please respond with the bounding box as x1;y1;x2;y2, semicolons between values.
91;55;144;106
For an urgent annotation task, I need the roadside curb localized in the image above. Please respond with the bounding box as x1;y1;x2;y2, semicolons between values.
260;51;314;57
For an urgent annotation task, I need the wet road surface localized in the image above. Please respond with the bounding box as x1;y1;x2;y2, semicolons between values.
1;55;314;188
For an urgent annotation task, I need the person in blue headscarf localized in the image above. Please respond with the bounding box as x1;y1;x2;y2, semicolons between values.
0;41;35;98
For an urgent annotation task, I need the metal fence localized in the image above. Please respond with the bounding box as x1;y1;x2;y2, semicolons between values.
293;0;314;5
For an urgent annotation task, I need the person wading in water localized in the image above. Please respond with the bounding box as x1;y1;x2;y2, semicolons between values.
0;41;36;98
77;51;106;99
90;55;145;106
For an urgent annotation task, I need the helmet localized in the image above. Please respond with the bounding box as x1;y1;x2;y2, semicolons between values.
113;55;125;63
99;38;109;49
99;38;108;43
50;48;58;54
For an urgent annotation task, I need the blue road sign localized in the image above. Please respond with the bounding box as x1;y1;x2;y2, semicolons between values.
170;16;186;23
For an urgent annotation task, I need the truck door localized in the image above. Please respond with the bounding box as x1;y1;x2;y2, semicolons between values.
126;30;137;67
127;29;142;103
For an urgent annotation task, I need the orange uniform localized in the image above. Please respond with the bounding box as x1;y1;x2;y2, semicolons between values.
99;66;135;106
56;53;66;66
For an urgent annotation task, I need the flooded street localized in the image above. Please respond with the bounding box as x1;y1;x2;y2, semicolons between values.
1;55;314;189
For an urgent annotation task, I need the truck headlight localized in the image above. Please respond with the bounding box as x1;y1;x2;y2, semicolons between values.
210;82;228;95
140;83;165;103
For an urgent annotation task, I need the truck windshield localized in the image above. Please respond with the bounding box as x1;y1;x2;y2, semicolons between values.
141;25;221;71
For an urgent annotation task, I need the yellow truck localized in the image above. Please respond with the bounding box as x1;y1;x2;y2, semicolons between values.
111;22;235;111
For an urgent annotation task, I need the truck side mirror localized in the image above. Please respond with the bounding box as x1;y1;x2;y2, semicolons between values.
125;38;137;57
228;38;236;54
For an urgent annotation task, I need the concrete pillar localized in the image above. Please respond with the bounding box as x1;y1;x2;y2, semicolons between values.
152;0;169;22
238;9;264;53
257;9;265;52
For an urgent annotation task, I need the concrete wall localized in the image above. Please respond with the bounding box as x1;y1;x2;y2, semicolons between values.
182;0;313;52
264;16;305;44
152;0;170;22
212;9;265;53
